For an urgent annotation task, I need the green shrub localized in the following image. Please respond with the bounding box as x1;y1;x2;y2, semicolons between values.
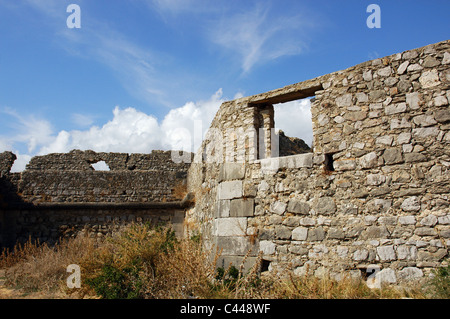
428;261;450;299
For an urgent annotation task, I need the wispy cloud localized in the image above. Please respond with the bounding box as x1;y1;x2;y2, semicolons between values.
209;2;312;73
1;107;54;153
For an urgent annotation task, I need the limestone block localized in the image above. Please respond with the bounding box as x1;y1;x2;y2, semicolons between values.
406;92;422;110
359;152;378;169
292;227;308;241
230;198;254;217
396;245;417;260
327;228;345;239
270;201;287;215
259;240;276;255
275;225;291;239
313;196;336;215
287;200;310;215
414;227;438;237
375;268;397;285
215;217;247;236
401;196;421;212
215;236;258;256
385;103;407;115
218;163;245;182
217;200;230;218
397;132;411;145
218;180;243;200
336;94;352;107
307;227;325;241
377;245;396;261
333;158;356;171
434;109;450;123
413;115;437;127
397;61;409;74
366;174;386;186
398;267;423;282
353;249;369;261
419;69;440;88
399;216;416;225
419;215;438;227
383;148;403;165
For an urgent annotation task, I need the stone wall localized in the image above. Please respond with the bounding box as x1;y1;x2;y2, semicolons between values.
15;149;191;204
0;149;193;249
187;40;450;285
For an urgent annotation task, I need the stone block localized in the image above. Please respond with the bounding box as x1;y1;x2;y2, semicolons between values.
270;201;287;215
434;109;450;123
377;245;396;261
375;268;397;285
359;152;378;169
419;69;440;88
396;245;417;260
217;200;230;218
216;256;259;273
399;216;416;225
287;200;310;215
259;240;276;255
334;159;356;171
215;218;247;237
218;180;243;200
398;267;423;282
292;227;308;241
307;227;325;241
313;196;336;215
230;198;254;217
414;227;438;237
215;236;257;256
275;225;291;239
419;215;438;227
327;228;345;239
385;103;407;115
383;148;403;165
218;163;245;182
353;249;369;261
401;196;421;212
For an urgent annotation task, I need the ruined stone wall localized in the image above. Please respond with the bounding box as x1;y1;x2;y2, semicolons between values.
1;150;192;249
16;149;190;204
187;40;450;285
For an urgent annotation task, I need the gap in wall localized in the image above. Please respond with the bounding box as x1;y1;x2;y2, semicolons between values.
273;97;314;157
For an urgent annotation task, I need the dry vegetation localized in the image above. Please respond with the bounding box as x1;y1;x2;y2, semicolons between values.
0;223;447;299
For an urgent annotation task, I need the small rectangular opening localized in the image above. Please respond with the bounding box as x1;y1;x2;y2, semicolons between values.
260;259;271;272
324;153;335;172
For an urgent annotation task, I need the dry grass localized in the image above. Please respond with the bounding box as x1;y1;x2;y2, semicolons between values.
0;235;97;296
0;224;438;299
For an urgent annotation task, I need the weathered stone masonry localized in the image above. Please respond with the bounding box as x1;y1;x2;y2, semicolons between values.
0;150;192;248
186;40;450;284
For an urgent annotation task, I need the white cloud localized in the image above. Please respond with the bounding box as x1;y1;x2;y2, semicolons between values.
37;89;224;156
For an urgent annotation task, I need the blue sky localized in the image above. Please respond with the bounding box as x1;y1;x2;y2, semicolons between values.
0;0;449;170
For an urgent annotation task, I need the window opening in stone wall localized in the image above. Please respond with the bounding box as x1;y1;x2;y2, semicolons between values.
324;153;335;172
91;161;110;171
273;97;314;157
260;259;271;272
